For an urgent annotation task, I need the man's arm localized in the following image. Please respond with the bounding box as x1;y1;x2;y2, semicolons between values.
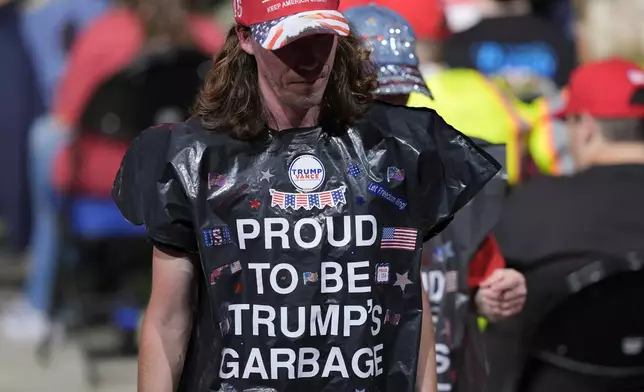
138;246;195;392
416;291;438;392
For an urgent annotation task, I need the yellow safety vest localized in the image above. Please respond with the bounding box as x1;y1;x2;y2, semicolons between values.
408;69;531;185
527;89;575;176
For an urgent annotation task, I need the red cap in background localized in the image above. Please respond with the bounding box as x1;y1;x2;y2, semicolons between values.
555;58;644;119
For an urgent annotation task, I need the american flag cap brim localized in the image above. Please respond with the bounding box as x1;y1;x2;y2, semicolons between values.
376;64;433;99
250;10;350;51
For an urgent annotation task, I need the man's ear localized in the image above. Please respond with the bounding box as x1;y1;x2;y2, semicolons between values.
236;25;255;55
580;112;601;144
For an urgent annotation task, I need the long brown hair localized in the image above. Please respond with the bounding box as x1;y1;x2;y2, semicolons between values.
131;0;194;46
194;26;378;140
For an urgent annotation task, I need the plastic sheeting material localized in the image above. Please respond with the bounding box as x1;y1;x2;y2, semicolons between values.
112;101;500;392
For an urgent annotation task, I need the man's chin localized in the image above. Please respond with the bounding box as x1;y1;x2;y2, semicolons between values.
283;90;326;111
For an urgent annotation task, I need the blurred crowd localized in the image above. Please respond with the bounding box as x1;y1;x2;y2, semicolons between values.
0;0;642;391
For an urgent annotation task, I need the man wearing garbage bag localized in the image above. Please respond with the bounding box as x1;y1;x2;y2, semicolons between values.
112;1;500;391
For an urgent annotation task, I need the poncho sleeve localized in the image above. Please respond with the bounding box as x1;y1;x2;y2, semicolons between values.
415;109;502;237
112;123;198;253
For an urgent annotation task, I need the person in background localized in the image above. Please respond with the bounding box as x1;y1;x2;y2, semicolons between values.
344;5;526;391
20;0;109;108
443;0;576;100
493;58;644;392
0;0;42;255
1;0;224;343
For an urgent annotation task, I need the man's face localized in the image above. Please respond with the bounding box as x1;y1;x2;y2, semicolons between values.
239;30;338;111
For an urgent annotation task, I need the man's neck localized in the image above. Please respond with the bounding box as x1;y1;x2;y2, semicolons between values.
480;0;530;18
589;144;644;167
260;81;320;130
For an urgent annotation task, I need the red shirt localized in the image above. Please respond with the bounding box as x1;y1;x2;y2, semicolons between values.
53;8;224;127
468;235;506;288
51;9;224;196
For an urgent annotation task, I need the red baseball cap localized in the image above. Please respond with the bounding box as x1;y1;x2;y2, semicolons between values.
232;0;350;50
555;58;644;119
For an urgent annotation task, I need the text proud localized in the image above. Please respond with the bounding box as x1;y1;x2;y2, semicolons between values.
219;215;389;381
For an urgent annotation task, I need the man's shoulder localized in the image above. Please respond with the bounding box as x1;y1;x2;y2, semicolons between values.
358;101;441;151
363;101;491;151
363;100;443;134
135;118;244;153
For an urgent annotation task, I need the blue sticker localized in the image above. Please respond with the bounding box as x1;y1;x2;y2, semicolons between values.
356;196;365;205
348;162;361;177
367;182;407;210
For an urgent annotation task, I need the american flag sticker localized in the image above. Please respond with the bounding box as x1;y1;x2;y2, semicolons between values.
445;271;458;293
375;263;390;284
380;227;418;251
203;226;233;247
269;186;346;211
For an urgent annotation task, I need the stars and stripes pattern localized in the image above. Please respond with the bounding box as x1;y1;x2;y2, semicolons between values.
348;162;361;177
270;186;346;210
251;10;350;50
380;227;418;251
203;226;233;247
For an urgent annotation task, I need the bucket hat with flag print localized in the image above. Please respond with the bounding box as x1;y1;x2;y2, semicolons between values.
233;0;350;50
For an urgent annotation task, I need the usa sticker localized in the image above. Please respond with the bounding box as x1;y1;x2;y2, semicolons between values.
289;154;325;192
303;272;319;285
203;226;233;247
375;263;390;283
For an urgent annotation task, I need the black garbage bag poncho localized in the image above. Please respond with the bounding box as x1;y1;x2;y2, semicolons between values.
112;101;500;392
422;141;508;392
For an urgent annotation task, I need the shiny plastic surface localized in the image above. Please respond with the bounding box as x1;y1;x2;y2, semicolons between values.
112;101;500;392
